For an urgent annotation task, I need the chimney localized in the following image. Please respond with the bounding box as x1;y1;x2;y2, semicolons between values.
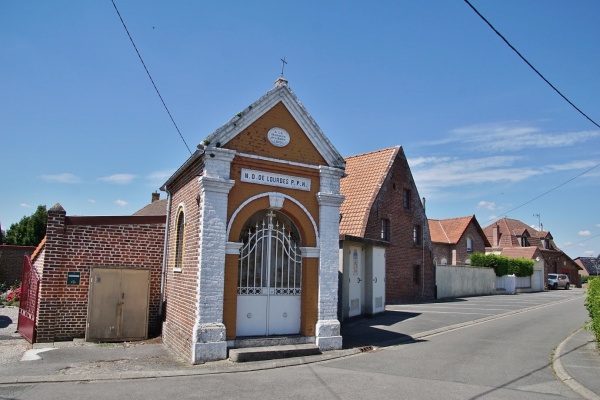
492;224;499;248
152;192;160;203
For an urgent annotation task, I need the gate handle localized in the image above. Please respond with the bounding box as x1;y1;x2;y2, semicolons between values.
373;277;377;283
357;277;362;283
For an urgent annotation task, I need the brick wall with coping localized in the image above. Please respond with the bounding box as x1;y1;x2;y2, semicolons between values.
0;245;36;285
34;204;165;343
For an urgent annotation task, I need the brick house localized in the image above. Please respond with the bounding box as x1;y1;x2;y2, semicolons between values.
26;198;166;343
483;218;582;288
339;146;434;304
160;78;346;363
428;215;490;266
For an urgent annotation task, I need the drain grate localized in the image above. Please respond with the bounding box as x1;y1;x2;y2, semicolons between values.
358;346;373;352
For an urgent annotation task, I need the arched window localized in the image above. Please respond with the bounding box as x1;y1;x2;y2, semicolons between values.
441;258;448;265
174;209;185;271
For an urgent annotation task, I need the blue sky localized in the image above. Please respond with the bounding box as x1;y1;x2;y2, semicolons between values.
2;1;599;259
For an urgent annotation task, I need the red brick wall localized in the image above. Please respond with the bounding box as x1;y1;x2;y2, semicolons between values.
363;148;435;303
0;245;36;285
34;204;165;342
162;156;204;362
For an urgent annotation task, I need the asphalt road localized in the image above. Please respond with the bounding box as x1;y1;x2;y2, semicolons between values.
0;289;591;399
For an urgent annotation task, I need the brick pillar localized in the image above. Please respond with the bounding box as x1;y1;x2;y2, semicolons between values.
193;148;235;363
36;203;66;343
315;166;345;351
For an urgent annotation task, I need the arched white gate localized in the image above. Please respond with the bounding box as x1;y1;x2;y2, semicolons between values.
236;210;302;336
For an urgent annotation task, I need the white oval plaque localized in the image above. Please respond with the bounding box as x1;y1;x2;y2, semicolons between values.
267;127;290;147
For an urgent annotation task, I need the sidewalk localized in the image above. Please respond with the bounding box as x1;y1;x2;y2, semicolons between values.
1;302;599;399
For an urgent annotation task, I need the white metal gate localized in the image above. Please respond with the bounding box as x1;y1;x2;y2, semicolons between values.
236;210;302;336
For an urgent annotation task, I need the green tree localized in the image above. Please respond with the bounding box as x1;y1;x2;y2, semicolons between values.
4;205;48;246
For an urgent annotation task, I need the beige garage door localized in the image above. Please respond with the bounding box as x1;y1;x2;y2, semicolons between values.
86;267;150;342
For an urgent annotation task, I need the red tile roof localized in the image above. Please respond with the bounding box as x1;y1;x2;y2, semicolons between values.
428;216;473;244
339;147;399;237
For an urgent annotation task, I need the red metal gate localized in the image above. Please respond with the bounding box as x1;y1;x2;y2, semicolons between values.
17;255;40;343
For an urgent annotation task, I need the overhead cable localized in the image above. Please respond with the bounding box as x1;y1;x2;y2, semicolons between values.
111;0;192;155
464;0;600;129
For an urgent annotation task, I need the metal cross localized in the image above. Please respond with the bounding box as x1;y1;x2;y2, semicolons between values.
280;57;287;77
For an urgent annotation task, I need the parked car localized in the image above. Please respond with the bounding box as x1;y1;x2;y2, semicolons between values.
547;273;570;290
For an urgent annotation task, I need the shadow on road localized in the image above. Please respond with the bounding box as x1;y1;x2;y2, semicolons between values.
341;310;423;349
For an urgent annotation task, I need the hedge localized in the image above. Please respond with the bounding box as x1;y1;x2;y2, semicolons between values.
470;253;534;277
586;278;600;344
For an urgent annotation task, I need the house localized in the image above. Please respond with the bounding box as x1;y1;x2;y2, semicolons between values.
339;147;434;305
574;256;600;278
160;78;346;363
21;195;166;344
483;218;581;288
0;244;36;287
428;215;490;266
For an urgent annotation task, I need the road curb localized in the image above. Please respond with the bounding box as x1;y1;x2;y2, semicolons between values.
553;328;600;400
0;293;584;385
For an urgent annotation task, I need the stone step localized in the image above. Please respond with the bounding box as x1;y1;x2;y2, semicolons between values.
229;344;321;363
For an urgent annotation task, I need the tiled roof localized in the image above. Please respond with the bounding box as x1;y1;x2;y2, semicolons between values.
575;257;600;275
339;147;399;237
133;199;168;216
428;216;473;244
483;217;559;250
499;246;540;260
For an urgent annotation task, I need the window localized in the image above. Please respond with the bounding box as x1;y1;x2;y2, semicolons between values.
520;236;529;247
413;264;421;284
413;224;422;246
466;237;473;253
174;209;185;271
544;238;551;249
381;218;390;241
403;189;411;210
440;258;448;265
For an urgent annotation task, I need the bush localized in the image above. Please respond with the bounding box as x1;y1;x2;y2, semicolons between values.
6;287;21;305
585;278;600;343
470;253;534;277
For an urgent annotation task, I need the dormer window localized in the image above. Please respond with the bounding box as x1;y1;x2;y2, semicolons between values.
544;238;551;249
520;236;529;247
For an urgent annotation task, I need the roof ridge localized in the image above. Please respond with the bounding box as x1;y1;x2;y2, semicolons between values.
344;145;401;160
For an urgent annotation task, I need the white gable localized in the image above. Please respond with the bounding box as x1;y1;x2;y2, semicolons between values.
203;79;345;169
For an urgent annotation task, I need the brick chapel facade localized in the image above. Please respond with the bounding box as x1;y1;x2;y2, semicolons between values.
160;78;346;363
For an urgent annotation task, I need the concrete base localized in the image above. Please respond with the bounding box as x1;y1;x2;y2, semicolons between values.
229;344;320;362
315;319;342;351
193;323;227;363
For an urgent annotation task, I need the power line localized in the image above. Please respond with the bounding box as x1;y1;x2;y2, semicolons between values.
561;233;600;249
111;0;192;155
483;161;600;224
464;0;600;130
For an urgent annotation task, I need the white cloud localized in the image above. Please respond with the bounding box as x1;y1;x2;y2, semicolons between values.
411;156;540;189
583;250;596;256
115;199;128;206
40;173;82;184
425;122;600;153
146;169;175;187
19;203;33;208
99;174;136;185
579;230;591;236
478;201;496;210
88;199;96;204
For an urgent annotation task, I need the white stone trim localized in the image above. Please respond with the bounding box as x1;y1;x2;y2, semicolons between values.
236;152;320;170
226;192;319;246
300;247;320;258
226;242;243;255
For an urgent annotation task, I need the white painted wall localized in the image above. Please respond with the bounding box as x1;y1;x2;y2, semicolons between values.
436;266;496;299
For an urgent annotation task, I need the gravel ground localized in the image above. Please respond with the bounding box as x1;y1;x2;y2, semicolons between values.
0;306;29;366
